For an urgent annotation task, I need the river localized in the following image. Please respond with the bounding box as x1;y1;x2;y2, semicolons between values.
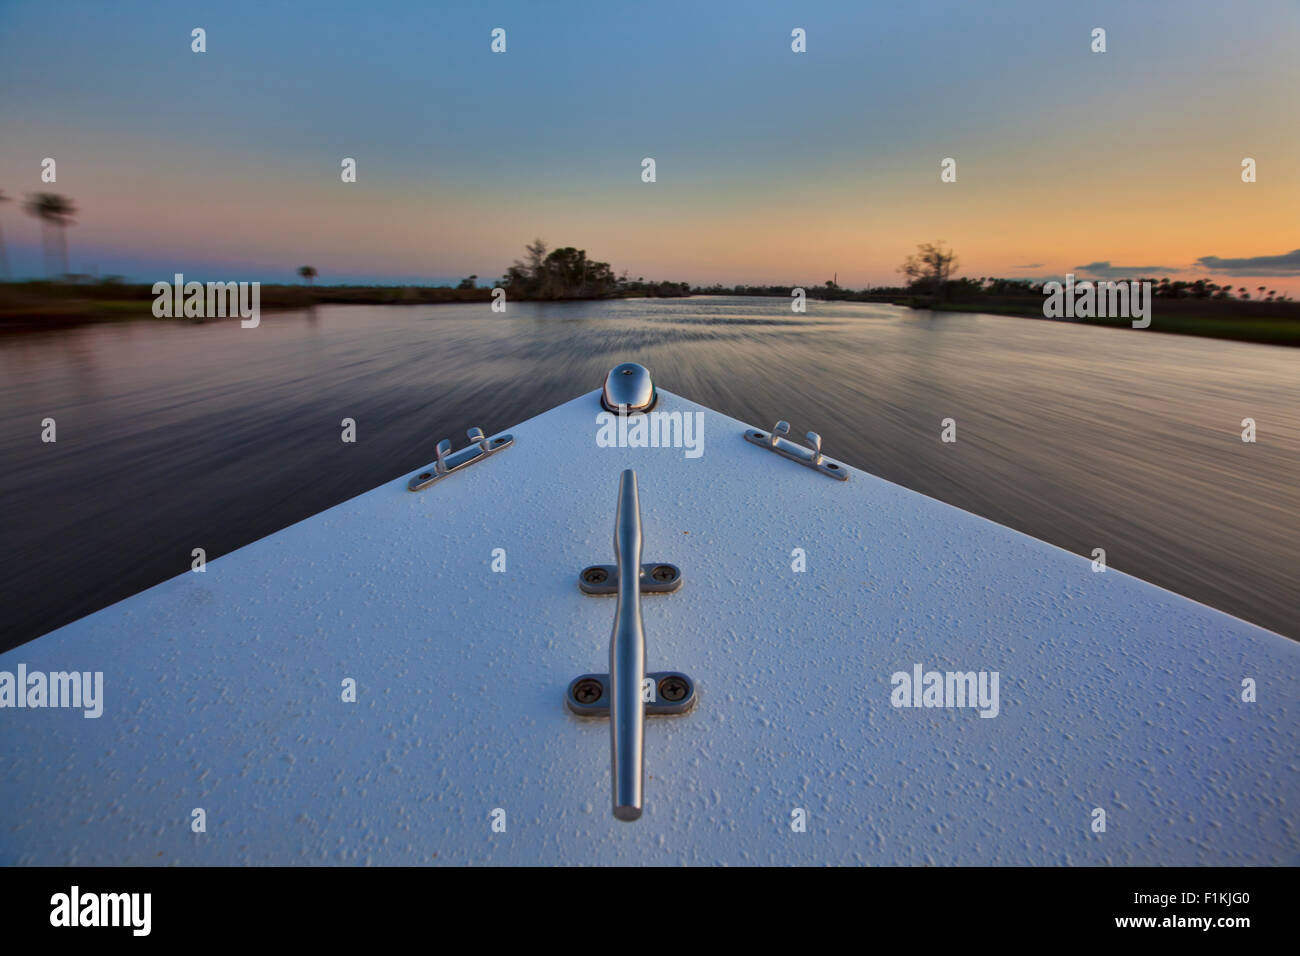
1;296;1295;649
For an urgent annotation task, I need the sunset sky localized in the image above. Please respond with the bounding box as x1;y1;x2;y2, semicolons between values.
1;0;1297;293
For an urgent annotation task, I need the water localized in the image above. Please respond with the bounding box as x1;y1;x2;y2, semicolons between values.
1;297;1296;650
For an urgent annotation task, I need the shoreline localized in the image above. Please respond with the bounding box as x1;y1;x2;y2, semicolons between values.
694;291;1300;347
1;284;1296;346
899;297;1300;347
0;282;690;328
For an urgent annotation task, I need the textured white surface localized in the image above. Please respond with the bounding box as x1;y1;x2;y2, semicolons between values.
1;388;1297;865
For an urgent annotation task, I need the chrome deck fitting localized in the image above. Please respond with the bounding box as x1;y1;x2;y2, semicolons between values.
566;470;695;822
744;421;848;480
601;362;657;414
565;671;696;717
407;427;513;491
578;562;682;595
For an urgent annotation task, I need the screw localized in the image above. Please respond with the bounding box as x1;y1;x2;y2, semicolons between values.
573;679;603;704
659;676;688;702
418;472;432;480
582;567;609;585
651;565;676;582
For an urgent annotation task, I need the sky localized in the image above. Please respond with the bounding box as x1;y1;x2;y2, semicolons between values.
1;0;1297;293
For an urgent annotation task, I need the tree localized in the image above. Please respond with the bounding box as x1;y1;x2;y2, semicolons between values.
502;239;617;299
898;241;959;297
0;190;10;279
516;238;548;284
524;238;547;271
298;265;318;285
23;192;77;277
457;274;478;290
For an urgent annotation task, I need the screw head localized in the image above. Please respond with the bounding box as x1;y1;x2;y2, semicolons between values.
651;565;675;583
582;567;609;585
573;679;603;704
658;676;688;702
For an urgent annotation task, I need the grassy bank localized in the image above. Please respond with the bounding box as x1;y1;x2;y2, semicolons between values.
688;288;1300;347
895;295;1300;347
0;280;689;327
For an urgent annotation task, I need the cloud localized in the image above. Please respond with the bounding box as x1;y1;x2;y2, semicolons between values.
1193;249;1300;276
1074;260;1178;279
1011;262;1044;269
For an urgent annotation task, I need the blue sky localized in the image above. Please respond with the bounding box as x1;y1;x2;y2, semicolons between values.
1;0;1296;289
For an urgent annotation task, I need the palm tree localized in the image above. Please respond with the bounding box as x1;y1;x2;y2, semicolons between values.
298;266;317;286
0;190;10;280
23;192;77;277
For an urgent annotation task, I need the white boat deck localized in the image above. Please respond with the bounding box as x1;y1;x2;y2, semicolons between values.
2;387;1296;865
